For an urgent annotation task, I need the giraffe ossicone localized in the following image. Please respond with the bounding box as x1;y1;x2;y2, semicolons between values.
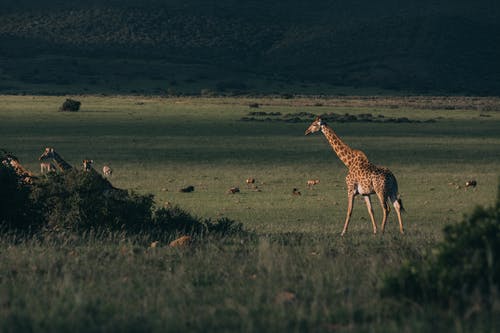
305;117;404;235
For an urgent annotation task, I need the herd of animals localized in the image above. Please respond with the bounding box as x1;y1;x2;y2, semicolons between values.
1;147;113;185
1;117;478;235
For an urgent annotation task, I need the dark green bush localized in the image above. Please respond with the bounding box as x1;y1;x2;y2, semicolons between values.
0;164;41;232
1;166;246;239
382;182;500;312
205;217;244;237
31;169;154;233
59;98;81;112
152;206;206;235
152;207;245;239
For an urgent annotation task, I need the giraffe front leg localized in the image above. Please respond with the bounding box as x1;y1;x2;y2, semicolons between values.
363;195;377;234
341;191;355;236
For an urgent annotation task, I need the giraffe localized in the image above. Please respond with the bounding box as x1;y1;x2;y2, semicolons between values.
38;148;72;172
305;117;404;235
40;157;56;174
1;150;37;184
82;159;94;172
307;179;320;188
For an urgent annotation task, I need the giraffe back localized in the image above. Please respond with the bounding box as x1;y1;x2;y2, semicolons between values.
346;158;399;199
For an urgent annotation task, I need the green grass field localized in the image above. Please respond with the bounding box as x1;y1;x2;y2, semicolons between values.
1;95;499;332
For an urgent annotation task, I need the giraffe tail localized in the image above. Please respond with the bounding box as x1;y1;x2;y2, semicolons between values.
388;195;405;213
397;197;405;213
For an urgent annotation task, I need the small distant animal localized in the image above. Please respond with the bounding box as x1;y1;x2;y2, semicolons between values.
292;188;301;196
102;165;113;176
227;187;240;194
82;159;94;172
246;178;256;186
180;185;195;193
307;179;320;188
465;180;477;188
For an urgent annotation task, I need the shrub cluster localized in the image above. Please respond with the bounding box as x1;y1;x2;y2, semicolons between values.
382;183;500;313
241;111;437;124
30;170;152;233
151;207;244;240
0;167;244;239
59;98;81;112
0;164;42;232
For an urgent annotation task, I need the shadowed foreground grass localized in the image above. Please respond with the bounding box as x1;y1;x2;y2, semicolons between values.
1;233;477;333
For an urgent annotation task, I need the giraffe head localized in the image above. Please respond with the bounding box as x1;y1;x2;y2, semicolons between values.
39;147;55;161
305;117;325;135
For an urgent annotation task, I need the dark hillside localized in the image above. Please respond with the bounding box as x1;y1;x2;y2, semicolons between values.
0;0;499;94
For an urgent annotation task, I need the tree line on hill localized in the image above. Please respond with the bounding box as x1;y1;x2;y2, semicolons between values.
0;0;499;94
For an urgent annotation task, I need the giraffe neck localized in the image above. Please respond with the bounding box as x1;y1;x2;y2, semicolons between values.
10;160;34;177
7;159;36;184
52;152;72;171
320;124;358;168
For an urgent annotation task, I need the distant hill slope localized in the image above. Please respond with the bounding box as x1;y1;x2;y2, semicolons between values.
1;0;499;94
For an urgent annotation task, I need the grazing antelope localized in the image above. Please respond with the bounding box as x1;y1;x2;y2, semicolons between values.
102;165;113;176
307;179;320;188
246;177;256;186
82;159;94;172
465;180;477;188
305;117;404;235
39;147;72;172
227;187;240;194
180;185;195;193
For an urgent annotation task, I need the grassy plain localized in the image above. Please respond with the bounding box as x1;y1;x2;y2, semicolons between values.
0;95;499;332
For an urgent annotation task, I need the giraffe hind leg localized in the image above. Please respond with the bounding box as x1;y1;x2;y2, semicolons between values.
376;192;389;233
363;195;377;234
389;195;404;234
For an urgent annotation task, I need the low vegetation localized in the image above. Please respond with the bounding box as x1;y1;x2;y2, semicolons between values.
383;182;500;315
241;111;438;123
0;165;40;232
59;98;81;112
0;164;244;240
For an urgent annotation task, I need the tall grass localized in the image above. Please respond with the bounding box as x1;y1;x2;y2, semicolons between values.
0;232;436;332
